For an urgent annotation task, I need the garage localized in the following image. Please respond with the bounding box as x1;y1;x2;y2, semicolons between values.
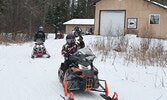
63;19;94;34
100;10;125;36
94;0;167;39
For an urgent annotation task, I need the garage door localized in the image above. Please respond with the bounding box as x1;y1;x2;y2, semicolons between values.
100;11;125;36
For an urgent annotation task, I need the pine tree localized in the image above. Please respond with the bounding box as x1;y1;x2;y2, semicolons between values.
46;6;55;26
74;0;87;18
72;0;95;19
46;0;69;30
0;0;6;32
0;0;5;14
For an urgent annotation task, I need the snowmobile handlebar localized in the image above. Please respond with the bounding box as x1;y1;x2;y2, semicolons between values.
69;55;77;61
69;55;82;62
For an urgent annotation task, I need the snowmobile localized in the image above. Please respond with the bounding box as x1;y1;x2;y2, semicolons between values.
85;27;94;35
55;32;64;39
31;39;50;58
58;48;118;100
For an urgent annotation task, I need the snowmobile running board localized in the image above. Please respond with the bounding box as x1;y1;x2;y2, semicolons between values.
61;80;118;100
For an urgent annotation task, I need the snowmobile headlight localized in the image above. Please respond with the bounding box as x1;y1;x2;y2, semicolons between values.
87;65;91;70
79;64;91;70
79;64;84;69
36;45;39;48
40;45;43;48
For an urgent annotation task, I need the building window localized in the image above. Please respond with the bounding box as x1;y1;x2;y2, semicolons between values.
149;14;160;25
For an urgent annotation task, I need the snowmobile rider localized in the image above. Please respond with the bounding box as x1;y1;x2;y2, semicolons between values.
74;25;82;36
34;26;46;42
78;35;85;48
61;34;85;75
53;24;59;39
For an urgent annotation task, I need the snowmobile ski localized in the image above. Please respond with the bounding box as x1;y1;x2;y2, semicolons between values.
60;81;74;100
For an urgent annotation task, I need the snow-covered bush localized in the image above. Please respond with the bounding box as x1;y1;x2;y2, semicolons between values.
0;33;34;44
89;32;167;67
125;38;167;67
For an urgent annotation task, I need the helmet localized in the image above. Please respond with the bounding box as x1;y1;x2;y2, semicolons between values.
39;26;44;31
66;34;75;45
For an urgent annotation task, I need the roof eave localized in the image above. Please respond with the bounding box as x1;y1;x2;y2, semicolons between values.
93;0;167;10
93;0;101;5
145;0;167;10
63;24;94;26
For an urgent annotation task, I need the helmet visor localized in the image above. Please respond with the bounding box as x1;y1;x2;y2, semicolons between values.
67;39;74;44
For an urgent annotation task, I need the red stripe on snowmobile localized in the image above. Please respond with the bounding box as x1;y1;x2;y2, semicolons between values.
68;92;74;100
112;92;118;100
105;81;109;98
80;73;86;78
72;68;80;71
64;81;68;97
47;52;50;56
31;52;34;56
37;50;44;56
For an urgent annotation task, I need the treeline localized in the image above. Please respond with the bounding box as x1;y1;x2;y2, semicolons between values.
0;0;167;35
0;0;95;34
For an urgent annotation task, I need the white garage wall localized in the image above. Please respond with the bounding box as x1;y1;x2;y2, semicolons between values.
100;10;125;36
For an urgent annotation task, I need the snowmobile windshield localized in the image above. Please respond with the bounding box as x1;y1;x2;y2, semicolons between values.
74;48;95;61
35;39;44;45
36;39;43;43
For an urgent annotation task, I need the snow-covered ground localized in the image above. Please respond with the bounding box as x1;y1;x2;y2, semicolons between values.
0;34;167;100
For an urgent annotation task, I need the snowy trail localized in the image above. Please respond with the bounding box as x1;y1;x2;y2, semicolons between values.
0;35;102;100
0;34;167;100
0;35;63;100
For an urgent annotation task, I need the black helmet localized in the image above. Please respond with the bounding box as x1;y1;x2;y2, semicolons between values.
66;34;75;45
66;34;75;40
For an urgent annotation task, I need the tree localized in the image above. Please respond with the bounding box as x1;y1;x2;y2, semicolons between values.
0;0;5;14
46;0;69;31
72;0;95;19
0;0;6;31
73;0;87;18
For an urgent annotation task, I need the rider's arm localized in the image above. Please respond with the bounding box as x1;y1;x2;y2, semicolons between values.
61;44;69;56
34;33;37;41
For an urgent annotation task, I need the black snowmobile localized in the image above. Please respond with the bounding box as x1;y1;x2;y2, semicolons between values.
58;48;118;100
55;32;64;39
31;39;50;58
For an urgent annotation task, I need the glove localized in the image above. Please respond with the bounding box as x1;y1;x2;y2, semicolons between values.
78;36;83;42
64;53;70;58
